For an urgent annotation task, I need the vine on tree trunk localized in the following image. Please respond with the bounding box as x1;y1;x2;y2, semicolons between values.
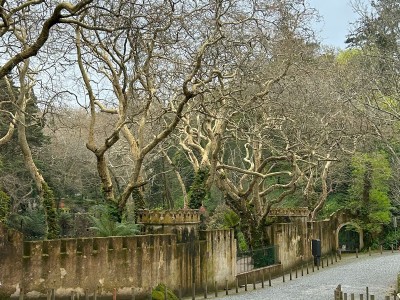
42;183;60;239
0;190;10;223
188;167;210;209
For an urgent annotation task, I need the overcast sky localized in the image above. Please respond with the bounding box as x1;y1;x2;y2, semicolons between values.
308;0;361;49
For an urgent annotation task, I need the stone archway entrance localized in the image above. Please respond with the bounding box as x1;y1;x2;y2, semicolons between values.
336;222;364;251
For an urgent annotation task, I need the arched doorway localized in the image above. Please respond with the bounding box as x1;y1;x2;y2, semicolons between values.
336;222;364;251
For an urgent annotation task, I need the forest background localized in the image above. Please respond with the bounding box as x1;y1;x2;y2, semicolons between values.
1;0;399;250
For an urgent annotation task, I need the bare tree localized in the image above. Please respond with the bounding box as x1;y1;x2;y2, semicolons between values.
174;2;366;246
0;0;93;79
75;0;284;218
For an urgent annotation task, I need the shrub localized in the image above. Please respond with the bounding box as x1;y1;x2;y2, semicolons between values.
152;283;178;300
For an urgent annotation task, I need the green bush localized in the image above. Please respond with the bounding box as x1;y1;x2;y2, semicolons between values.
152;283;178;300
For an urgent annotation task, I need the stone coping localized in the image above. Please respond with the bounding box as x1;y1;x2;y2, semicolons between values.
137;209;201;224
268;207;310;217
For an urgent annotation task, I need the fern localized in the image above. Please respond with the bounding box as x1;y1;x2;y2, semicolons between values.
90;215;141;237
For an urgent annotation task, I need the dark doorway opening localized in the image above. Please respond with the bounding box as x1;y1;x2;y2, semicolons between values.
338;224;360;252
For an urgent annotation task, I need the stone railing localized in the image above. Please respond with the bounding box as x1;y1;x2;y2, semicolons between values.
136;209;201;225
268;207;310;217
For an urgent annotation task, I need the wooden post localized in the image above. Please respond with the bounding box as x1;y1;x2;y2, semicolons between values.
344;292;347;300
351;293;355;300
295;267;298;278
380;245;383;254
306;262;309;274
19;288;24;300
301;264;304;276
335;252;338;262
282;271;285;283
360;294;363;300
391;244;394;253
204;280;208;299
312;262;315;272
331;254;334;265
113;288;117;300
321;258;324;268
366;287;369;299
262;270;265;288
235;278;239;294
356;248;359;258
226;279;229;295
370;295;375;300
369;247;371;256
268;270;272;286
245;274;248;291
252;273;256;290
214;281;218;297
289;269;292;281
192;282;195;300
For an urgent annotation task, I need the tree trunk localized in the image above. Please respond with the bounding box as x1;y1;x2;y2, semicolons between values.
17;97;59;238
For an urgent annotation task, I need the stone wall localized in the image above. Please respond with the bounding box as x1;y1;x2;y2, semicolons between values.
266;210;350;271
0;209;356;298
0;223;236;299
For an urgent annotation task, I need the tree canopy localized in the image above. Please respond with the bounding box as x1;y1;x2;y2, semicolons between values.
0;0;399;247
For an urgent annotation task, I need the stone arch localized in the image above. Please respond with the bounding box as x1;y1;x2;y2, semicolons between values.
336;222;364;251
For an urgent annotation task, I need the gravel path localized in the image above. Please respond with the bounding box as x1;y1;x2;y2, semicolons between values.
204;252;400;300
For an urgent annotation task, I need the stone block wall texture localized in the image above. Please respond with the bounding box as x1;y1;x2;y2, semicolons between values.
1;210;351;298
266;211;347;271
0;223;236;299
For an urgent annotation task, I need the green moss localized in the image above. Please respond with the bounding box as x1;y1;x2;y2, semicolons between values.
188;167;210;209
42;183;60;239
152;283;178;300
0;190;10;223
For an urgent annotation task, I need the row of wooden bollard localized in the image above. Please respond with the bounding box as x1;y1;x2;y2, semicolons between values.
353;244;396;259
283;252;340;284
334;285;397;300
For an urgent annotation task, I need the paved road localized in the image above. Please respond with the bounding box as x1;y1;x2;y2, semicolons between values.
220;252;400;300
